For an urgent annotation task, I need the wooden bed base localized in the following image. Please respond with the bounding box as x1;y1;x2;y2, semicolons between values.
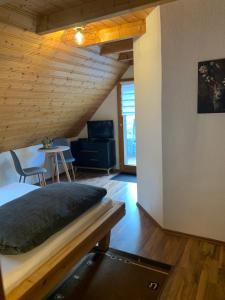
0;201;125;300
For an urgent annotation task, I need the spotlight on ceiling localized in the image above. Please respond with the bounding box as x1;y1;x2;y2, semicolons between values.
74;27;85;45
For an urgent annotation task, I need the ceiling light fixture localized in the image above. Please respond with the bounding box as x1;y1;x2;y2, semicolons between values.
74;27;85;45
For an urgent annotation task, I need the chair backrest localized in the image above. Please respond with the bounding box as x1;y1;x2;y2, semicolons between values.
53;137;69;147
52;138;74;161
10;150;25;176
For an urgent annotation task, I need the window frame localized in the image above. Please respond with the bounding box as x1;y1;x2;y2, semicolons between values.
117;78;136;174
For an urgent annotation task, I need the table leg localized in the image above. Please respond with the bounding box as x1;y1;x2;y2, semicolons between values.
43;153;51;183
70;163;76;181
54;153;60;183
51;155;55;183
38;174;42;186
43;153;48;170
41;173;46;186
59;152;71;182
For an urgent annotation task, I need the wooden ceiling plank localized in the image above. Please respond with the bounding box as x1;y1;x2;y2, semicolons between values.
85;8;154;32
0;6;36;32
0;19;128;152
0;0;9;4
36;0;175;34
100;39;133;55
63;19;145;47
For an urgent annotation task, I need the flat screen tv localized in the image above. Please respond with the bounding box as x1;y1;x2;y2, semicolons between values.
87;120;114;139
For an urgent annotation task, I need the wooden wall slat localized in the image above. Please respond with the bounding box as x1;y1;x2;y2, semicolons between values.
0;22;128;152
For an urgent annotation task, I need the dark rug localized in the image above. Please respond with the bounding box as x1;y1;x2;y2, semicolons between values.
111;173;137;183
46;248;171;300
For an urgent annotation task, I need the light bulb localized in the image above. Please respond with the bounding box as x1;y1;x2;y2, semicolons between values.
74;28;84;45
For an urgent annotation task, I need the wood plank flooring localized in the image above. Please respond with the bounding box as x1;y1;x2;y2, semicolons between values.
66;171;225;300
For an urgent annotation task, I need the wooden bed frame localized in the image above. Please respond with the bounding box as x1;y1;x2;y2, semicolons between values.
0;201;125;300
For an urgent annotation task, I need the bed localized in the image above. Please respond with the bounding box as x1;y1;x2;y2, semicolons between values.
0;183;125;300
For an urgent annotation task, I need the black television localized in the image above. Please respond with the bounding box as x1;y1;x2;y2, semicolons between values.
87;120;114;139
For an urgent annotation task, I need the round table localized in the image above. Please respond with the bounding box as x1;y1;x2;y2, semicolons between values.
38;146;72;183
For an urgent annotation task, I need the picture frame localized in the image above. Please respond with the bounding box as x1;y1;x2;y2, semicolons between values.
198;58;225;114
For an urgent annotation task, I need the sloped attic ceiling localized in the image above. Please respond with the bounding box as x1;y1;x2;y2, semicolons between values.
0;0;155;152
0;22;128;152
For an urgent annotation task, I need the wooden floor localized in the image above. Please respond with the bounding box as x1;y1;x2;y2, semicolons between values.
67;171;225;300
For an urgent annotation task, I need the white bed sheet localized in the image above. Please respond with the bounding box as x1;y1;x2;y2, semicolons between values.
0;183;112;294
0;183;39;206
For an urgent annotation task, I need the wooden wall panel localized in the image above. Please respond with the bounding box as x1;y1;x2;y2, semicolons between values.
0;5;36;31
0;22;128;152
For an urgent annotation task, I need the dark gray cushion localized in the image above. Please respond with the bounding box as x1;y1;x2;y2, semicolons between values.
0;183;107;255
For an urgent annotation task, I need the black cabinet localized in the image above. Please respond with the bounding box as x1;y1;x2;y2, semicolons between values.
71;139;116;174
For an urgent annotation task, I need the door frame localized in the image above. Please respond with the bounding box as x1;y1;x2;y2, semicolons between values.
117;78;136;174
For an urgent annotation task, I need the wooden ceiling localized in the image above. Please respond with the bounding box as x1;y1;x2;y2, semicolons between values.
0;2;155;67
5;0;152;20
0;21;128;151
3;0;86;16
78;8;152;31
0;0;172;34
0;0;172;151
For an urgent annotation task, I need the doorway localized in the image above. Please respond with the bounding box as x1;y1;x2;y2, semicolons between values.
117;79;136;174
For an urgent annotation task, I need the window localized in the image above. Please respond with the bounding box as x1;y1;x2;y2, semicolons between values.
120;81;136;167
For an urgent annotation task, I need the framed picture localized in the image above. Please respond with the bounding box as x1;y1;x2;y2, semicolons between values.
198;58;225;113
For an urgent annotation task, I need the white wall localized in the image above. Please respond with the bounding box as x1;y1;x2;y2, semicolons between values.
134;8;164;226
161;0;225;241
0;145;45;186
79;87;120;169
0;140;75;186
79;66;134;169
122;65;134;79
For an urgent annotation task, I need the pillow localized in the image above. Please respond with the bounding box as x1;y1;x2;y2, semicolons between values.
0;182;107;255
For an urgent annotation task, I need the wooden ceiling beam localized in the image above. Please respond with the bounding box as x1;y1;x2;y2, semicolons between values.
37;0;175;34
118;51;134;62
0;6;36;32
101;39;133;56
62;20;145;48
0;0;9;5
